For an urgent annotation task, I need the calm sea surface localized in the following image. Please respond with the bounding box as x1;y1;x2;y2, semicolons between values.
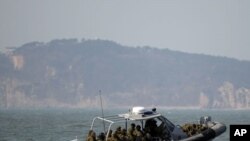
0;108;250;141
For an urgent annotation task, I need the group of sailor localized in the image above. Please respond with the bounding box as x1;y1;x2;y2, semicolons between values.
181;123;208;137
87;120;163;141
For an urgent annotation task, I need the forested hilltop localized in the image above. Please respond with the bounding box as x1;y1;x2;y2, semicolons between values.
1;39;250;109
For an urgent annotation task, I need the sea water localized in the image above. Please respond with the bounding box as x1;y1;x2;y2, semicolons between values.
0;108;250;141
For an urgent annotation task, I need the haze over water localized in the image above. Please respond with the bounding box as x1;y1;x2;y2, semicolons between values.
1;108;250;141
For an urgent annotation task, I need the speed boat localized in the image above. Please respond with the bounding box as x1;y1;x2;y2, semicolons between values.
87;107;226;141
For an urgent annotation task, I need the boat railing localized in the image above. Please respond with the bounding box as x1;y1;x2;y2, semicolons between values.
90;114;131;141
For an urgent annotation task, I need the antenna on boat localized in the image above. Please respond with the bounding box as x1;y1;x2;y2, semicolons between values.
99;90;106;132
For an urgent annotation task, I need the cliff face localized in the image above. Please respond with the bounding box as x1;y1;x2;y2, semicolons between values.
211;82;250;109
1;39;250;109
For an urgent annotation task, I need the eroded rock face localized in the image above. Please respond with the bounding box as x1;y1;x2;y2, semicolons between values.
11;55;24;70
1;39;250;109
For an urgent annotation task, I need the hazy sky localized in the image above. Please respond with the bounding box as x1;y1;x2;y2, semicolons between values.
1;0;250;60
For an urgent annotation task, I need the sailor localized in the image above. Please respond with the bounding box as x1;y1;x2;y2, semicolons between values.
127;123;136;141
145;119;158;137
116;126;122;135
120;128;128;141
87;130;97;141
134;125;144;141
106;130;113;141
86;130;93;141
111;126;124;141
112;130;120;141
144;120;152;135
97;132;105;141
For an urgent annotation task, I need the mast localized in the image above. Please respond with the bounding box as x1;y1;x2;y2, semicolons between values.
99;90;106;132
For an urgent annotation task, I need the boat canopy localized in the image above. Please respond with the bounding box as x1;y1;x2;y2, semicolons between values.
90;107;168;141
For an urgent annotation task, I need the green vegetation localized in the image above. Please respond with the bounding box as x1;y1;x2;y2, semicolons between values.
0;39;250;109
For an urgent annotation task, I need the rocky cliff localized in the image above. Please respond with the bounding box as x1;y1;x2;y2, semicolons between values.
1;39;250;109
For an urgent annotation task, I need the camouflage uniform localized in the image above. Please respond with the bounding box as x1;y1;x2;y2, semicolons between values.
87;131;97;141
134;125;144;141
127;123;136;141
